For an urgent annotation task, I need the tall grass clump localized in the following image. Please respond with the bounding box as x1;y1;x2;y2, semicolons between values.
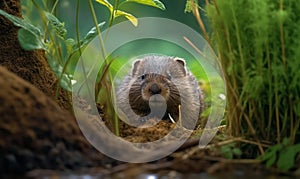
205;0;300;145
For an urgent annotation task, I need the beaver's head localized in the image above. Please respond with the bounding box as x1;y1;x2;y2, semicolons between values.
128;56;186;117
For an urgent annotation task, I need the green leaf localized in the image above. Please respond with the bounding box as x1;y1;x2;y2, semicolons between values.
0;9;46;50
259;144;283;168
124;0;166;10
115;10;138;26
65;38;75;53
221;145;233;159
60;73;73;92
277;147;297;171
282;137;291;146
45;12;67;39
258;144;279;161
18;28;47;50
221;146;231;153
266;154;277;168
232;148;242;156
72;22;106;51
46;54;73;91
0;9;42;36
185;0;197;13
95;0;113;12
67;22;105;70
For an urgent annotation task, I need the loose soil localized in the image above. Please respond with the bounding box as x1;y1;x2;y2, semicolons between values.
0;66;115;174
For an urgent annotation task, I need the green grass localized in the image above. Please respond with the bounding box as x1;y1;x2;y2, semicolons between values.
206;0;300;145
201;0;300;171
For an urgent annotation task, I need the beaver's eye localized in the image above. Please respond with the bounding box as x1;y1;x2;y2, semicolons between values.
141;74;146;80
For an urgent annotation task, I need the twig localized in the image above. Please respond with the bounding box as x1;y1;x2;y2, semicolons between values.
236;138;270;148
183;36;223;77
182;136;268;160
182;137;242;159
192;1;211;47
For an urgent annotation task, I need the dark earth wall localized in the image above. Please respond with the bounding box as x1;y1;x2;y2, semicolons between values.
0;0;108;175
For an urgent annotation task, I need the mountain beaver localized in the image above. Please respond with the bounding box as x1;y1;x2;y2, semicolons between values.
116;55;205;129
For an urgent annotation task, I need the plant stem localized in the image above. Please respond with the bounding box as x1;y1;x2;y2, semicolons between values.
31;0;63;100
230;2;246;83
74;0;94;102
108;0;120;27
88;0;107;60
279;0;287;70
87;0;119;136
192;0;212;48
266;41;272;141
50;0;59;14
275;72;281;144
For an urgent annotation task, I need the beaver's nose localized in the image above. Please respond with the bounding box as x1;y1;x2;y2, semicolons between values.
149;83;161;95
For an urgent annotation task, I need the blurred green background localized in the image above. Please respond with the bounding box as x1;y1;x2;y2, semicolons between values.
21;0;212;77
22;0;206;40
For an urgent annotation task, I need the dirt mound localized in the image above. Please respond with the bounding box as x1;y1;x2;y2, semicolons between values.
0;0;111;175
0;66;110;174
0;0;69;109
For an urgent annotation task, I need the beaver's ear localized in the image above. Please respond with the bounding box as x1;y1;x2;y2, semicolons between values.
174;57;187;76
131;59;141;76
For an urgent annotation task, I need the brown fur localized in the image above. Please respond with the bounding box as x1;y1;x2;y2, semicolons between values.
129;73;181;119
116;56;205;129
